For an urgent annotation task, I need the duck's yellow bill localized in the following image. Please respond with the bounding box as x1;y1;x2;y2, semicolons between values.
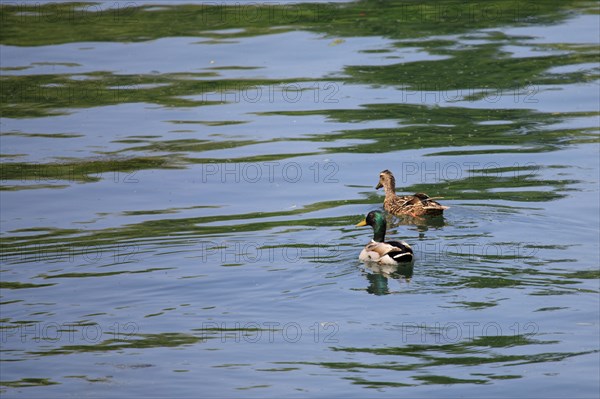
355;219;367;227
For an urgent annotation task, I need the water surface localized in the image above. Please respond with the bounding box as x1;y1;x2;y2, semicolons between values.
1;1;599;398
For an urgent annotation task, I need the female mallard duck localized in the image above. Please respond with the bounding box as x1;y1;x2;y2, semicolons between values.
356;210;414;264
376;169;448;217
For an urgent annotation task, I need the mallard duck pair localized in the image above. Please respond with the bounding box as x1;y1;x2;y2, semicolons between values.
356;170;448;265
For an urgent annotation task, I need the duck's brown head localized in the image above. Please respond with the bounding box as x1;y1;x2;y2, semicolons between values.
375;169;395;191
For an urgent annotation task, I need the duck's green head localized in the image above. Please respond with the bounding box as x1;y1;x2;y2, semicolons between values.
356;210;387;242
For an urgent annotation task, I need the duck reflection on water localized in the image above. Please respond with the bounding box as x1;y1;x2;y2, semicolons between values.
362;261;413;296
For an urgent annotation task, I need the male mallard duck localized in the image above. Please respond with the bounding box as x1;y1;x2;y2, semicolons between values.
356;210;414;264
376;169;448;217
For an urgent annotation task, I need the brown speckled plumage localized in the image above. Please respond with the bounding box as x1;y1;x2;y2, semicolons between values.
376;170;448;217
